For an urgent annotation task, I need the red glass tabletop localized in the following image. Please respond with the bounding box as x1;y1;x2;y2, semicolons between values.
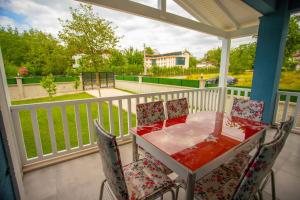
131;111;266;172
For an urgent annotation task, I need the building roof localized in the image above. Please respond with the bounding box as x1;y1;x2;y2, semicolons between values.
146;51;188;58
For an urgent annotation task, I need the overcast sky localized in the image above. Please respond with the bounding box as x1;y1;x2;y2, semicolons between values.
0;0;256;58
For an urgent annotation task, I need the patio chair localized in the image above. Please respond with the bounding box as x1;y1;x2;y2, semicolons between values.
166;98;189;119
136;101;172;174
231;97;264;122
175;117;294;200
136;101;166;126
225;98;265;169
94;120;176;200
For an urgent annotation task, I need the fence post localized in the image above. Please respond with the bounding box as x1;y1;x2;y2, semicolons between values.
79;73;84;90
138;76;143;84
16;77;24;99
199;77;206;89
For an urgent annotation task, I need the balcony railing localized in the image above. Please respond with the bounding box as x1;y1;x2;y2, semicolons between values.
9;86;300;170
10;87;221;168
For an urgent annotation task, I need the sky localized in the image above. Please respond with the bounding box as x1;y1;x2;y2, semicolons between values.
0;0;256;58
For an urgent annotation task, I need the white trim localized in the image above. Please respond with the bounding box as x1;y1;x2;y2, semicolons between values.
173;0;214;26
213;0;240;29
0;49;25;199
218;38;231;112
79;0;229;38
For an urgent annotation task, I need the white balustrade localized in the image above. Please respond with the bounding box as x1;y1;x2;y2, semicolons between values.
10;87;220;164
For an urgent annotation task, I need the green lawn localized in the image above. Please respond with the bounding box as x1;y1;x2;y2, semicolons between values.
12;92;136;158
186;71;300;91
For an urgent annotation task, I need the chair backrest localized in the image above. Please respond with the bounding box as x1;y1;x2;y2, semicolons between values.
94;120;129;200
136;101;165;126
166;98;189;119
233;117;294;200
231;98;264;122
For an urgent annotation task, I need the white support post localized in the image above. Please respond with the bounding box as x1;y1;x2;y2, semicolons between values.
158;0;166;12
218;38;231;112
0;49;25;199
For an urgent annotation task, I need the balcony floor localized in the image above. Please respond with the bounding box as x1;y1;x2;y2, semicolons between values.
24;128;300;200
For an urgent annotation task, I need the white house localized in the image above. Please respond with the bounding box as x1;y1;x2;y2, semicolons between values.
145;49;190;69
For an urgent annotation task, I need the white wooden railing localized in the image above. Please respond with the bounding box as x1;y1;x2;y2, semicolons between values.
226;87;300;133
10;87;221;165
273;91;300;133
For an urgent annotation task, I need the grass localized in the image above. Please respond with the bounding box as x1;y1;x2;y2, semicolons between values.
186;71;300;91
12;92;136;158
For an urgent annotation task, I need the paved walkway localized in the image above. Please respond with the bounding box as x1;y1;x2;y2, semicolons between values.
85;88;140;114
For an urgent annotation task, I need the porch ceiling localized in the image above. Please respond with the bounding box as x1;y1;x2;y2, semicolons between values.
78;0;262;39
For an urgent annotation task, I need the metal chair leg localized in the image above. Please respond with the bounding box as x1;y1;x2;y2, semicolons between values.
170;188;176;200
175;187;180;200
258;190;263;200
271;170;276;200
99;179;106;200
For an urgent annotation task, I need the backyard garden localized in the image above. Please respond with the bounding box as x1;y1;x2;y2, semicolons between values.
12;92;136;158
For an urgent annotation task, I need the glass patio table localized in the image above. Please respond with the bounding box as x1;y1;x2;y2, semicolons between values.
130;111;267;200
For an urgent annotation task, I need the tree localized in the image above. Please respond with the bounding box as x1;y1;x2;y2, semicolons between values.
145;46;154;55
229;43;256;74
109;49;126;66
284;15;300;70
40;74;56;99
201;48;221;67
59;4;120;72
0;26;72;76
123;47;144;65
189;56;198;68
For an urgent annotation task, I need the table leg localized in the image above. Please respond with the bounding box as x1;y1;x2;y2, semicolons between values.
185;173;196;200
132;135;138;162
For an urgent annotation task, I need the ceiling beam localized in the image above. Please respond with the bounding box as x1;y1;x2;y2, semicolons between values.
214;0;240;29
228;25;259;38
78;0;228;38
173;0;214;26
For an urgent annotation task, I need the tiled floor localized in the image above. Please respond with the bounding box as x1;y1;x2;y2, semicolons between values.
23;129;300;200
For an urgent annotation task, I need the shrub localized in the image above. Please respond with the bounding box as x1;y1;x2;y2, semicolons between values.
18;66;29;77
40;74;57;99
74;79;81;90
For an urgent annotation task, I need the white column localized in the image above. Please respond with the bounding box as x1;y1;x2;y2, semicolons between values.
218;38;231;112
0;49;25;198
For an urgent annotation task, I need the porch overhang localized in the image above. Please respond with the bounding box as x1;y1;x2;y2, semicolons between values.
78;0;261;39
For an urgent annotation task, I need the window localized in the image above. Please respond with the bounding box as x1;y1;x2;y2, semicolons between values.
152;59;157;66
176;57;185;65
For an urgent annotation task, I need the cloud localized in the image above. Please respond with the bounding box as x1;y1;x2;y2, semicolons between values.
0;15;15;27
0;0;254;58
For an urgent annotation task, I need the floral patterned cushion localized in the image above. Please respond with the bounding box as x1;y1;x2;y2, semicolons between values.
166;98;189;119
231;98;264;122
144;152;173;174
233;117;294;200
95;121;129;200
194;167;240;200
221;151;251;177
136;101;165;126
123;158;174;200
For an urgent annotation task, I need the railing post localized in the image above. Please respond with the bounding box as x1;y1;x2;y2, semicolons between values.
16;77;25;99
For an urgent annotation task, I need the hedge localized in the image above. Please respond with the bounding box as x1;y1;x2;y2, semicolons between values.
7;78;17;85
142;77;159;84
158;78;181;86
115;75;138;81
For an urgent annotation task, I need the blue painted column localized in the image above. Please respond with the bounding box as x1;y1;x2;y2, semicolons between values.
250;0;290;123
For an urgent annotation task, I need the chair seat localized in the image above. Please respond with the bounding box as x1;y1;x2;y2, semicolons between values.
177;167;239;200
123;158;174;200
194;167;240;200
144;152;173;174
221;151;252;177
